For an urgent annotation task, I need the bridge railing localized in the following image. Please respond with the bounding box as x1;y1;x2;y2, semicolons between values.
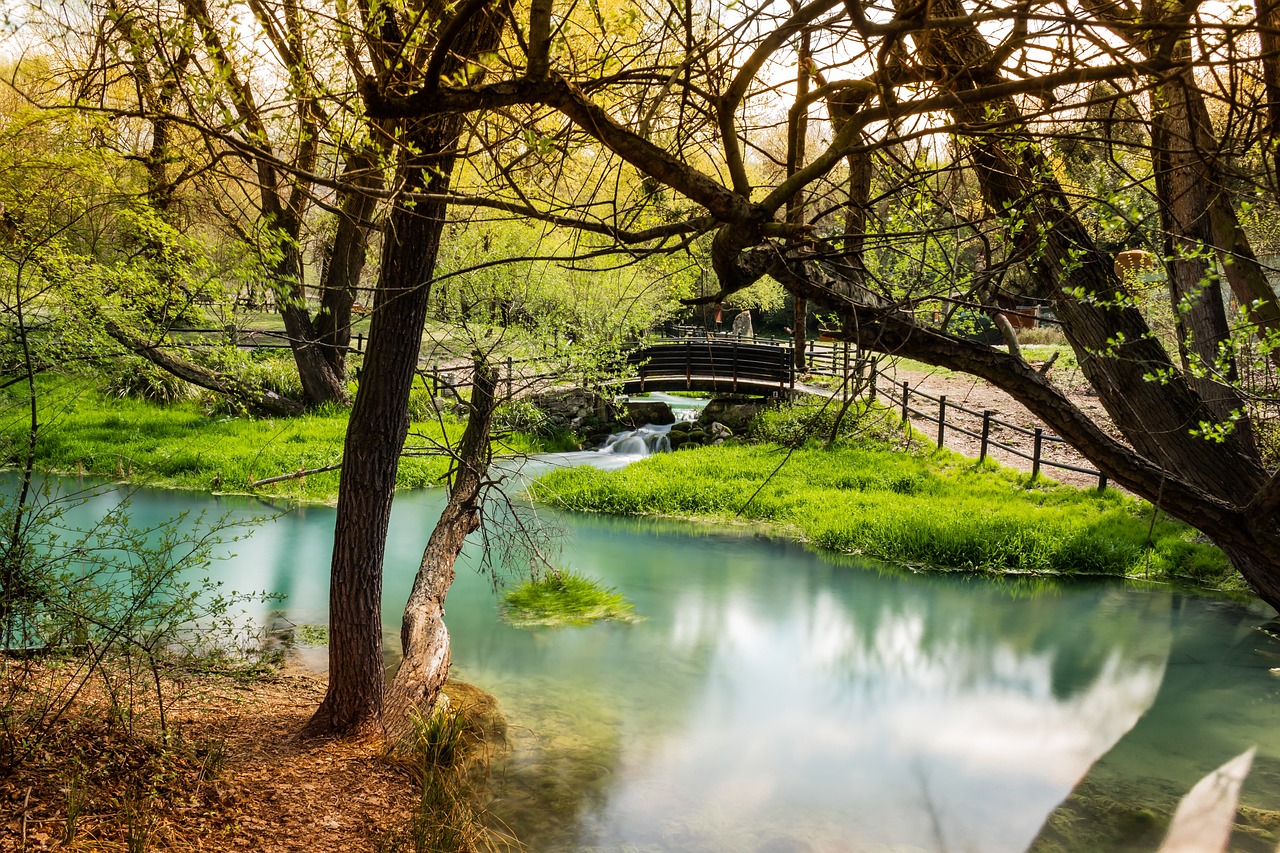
626;338;795;393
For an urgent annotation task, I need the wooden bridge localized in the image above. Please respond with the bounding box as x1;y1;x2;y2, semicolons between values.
622;338;797;396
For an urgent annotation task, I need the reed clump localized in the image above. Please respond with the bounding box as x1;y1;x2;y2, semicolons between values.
501;570;639;627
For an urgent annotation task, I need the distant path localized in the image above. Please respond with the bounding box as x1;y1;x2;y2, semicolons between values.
871;360;1124;491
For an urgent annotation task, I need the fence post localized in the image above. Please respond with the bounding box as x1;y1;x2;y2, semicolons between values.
1097;473;1108;492
980;410;992;461
356;332;364;353
937;395;947;448
431;365;439;397
869;359;878;404
842;341;850;401
1032;428;1044;479
506;356;513;401
901;381;910;425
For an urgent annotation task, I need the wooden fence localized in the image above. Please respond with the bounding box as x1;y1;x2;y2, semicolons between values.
169;324;1107;488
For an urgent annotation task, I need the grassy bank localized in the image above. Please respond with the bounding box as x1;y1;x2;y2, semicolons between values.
528;442;1236;589
0;373;548;503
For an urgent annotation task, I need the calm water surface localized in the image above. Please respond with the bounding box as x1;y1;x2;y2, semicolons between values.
26;477;1280;852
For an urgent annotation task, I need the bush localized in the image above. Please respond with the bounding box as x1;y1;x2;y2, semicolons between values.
1;482;276;774
493;399;550;436
104;357;194;404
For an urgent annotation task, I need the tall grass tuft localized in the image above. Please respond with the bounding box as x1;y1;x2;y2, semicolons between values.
377;701;504;853
501;570;639;627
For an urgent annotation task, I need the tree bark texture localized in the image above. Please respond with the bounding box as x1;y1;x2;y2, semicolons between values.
315;147;385;381
382;361;498;743
305;128;462;736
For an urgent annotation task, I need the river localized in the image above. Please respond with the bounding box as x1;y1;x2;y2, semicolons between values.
16;470;1280;852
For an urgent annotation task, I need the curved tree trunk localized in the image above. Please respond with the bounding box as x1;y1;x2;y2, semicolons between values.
103;320;305;417
382;360;497;743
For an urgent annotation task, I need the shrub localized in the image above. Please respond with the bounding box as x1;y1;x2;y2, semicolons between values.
104;357;194;404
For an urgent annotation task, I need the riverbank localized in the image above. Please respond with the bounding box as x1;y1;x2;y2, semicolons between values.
0;373;1246;595
0;375;551;504
1;665;404;852
528;440;1242;594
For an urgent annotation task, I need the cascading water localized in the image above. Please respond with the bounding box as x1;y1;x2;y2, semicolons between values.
504;395;706;477
596;423;675;456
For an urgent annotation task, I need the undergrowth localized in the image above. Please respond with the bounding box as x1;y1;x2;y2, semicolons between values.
378;683;511;853
528;443;1233;587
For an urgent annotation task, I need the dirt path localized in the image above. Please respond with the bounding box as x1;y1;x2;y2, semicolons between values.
871;360;1121;491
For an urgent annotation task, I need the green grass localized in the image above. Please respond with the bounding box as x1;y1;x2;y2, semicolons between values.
501;570;639;627
528;443;1236;588
0;373;470;503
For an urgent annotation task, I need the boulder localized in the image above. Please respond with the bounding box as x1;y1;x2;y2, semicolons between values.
530;388;621;436
700;397;765;433
624;400;676;426
708;421;733;440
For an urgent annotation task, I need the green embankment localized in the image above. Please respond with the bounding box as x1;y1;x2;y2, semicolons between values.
0;374;553;503
528;442;1235;589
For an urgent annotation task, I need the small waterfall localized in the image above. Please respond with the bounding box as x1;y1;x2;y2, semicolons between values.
596;423;675;457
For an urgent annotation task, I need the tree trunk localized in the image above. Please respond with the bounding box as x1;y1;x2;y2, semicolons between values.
1147;62;1251;447
304;122;462;736
315;147;385;381
892;0;1266;507
102;320;305;417
382;360;497;743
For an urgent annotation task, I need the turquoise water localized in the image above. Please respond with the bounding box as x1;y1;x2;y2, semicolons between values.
15;477;1280;851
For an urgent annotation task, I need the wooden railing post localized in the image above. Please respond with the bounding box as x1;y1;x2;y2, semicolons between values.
732;340;739;392
431;365;439;397
356;332;364;353
1032;428;1044;479
869;359;878;404
506;356;513;401
1097;473;1108;492
685;340;692;389
980;410;992;461
901;381;910;424
937;395;947;448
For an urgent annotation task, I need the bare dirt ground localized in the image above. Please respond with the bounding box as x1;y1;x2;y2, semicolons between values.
2;666;419;853
871;359;1122;491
